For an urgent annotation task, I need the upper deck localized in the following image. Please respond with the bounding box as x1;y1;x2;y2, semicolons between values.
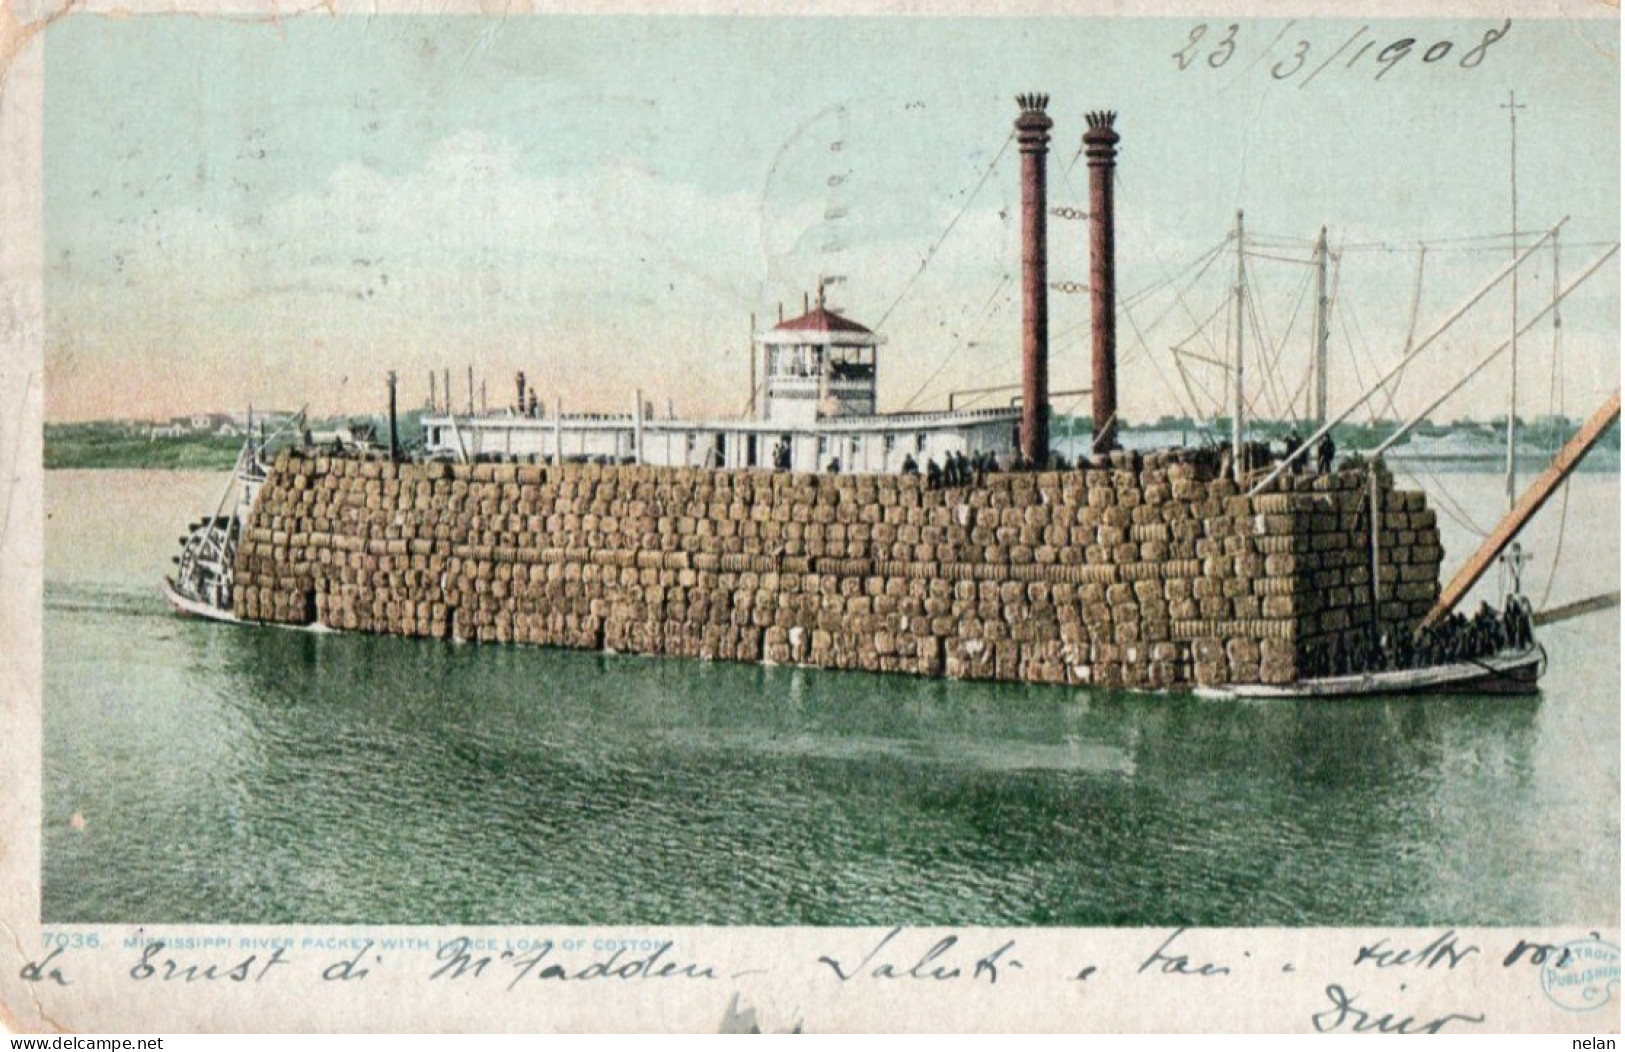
420;403;1022;474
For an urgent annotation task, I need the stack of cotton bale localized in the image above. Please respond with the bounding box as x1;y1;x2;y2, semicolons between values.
1381;486;1444;625
1238;461;1444;678
233;450;333;626
229;446;1444;691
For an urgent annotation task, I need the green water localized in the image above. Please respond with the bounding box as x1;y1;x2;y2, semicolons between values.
41;470;1620;925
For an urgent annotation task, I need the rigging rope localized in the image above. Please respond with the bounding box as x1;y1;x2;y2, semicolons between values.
1394;468;1493;539
1404;243;1429;350
1346;290;1494;540
1242;255;1287;419
1378;243;1429;419
1115;170;1235;367
1124;239;1230;311
1243;248;1318;424
1283;360;1313;419
1059;138;1088;200
1537;476;1573;612
1272;259;1317;419
1130;240;1230;332
1113;301;1192;421
1169;294;1231;368
1328;245;1498;539
1337;229;1553;251
873;131;1013;333
1125;299;1206;420
1537;230;1570;613
1342;263;1499;537
1334;296;1379;425
1242;250;1317;266
899;273;1013;411
1341;295;1405;425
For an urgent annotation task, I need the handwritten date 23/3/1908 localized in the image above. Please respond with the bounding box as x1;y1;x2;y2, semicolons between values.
1174;20;1512;85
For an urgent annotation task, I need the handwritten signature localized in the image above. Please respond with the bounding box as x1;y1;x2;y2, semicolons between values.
1313;983;1485;1034
431;936;717;992
816;927;1021;984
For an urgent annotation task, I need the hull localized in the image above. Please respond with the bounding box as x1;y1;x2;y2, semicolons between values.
161;576;243;624
162;577;333;634
164;568;1542;699
1195;644;1546;700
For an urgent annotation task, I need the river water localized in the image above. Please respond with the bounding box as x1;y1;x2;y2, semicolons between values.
41;468;1619;926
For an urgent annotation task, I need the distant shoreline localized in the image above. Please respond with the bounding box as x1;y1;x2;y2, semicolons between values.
43;447;1621;474
45;431;244;471
45;419;1621;472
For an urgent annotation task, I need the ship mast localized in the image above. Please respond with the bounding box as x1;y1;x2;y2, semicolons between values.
1501;90;1528;594
1311;225;1330;427
1503;90;1524;513
1231;209;1245;482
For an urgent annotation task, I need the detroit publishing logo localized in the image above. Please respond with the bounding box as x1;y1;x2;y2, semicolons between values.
1541;936;1621;1012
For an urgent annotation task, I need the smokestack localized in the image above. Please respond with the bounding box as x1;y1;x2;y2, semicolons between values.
1084;110;1120;455
1015;93;1053;467
386;370;399;462
515;371;527;413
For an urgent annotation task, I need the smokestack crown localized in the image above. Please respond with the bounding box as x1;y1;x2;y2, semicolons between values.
1014;94;1053;151
1084;110;1119;160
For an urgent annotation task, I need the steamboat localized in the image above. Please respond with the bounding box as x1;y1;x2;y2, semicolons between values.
163;96;1619;697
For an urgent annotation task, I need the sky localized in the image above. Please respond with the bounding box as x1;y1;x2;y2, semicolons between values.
41;12;1621;425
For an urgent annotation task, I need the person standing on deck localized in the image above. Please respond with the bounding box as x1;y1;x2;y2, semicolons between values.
1283;430;1302;472
1316;432;1337;474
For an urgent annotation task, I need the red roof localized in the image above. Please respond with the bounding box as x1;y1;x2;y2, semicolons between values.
772;306;873;335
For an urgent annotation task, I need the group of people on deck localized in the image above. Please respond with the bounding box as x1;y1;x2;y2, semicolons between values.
1221;430;1339;479
898;450;1001;489
1414;597;1538;666
1301;596;1537;679
862;425;1343;487
1283;430;1339;475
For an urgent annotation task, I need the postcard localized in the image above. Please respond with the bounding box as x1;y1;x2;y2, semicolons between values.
2;0;1619;1034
